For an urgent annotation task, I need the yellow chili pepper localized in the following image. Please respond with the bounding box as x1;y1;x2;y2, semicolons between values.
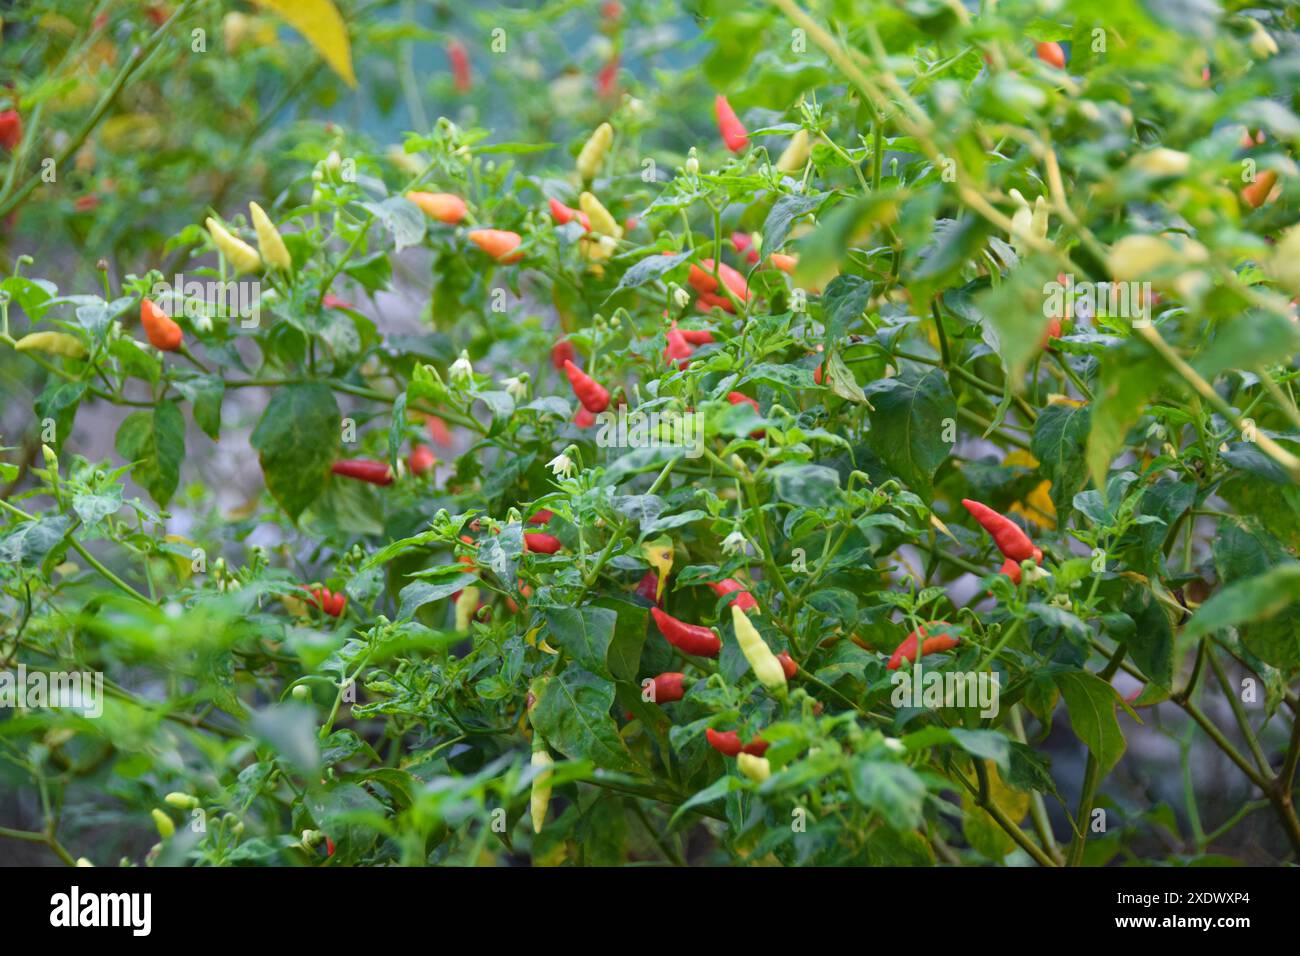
776;128;811;174
576;122;613;182
151;808;175;839
249;202;291;271
205;217;262;274
732;604;787;694
454;585;480;633
13;331;88;359
530;742;553;834
737;752;771;782
579;191;622;239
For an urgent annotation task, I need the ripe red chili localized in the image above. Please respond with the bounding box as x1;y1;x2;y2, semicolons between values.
676;326;715;345
140;299;183;352
1242;169;1278;209
651;672;685;704
0;110;21;151
727;392;759;414
426;415;453;448
741;737;769;757
331;459;394;485
886;622;959;670
635;570;661;606
688;259;750;309
303;585;346;618
325;835;335;857
706;728;743;756
777;652;797;680
524;533;562;554
708;579;758;612
409;444;437;475
575;405;596;428
1000;556;1023;584
447;40;471;92
1036;41;1066;69
714;94;748;152
551;338;578;370
563;359;610;413
596;54;619;98
548;199;590;231
650;606;721;657
664;327;693;367
323;294;355;310
961;498;1042;563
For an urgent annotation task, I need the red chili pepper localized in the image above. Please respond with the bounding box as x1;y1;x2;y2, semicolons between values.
1036;41;1066;69
524;533;562;554
708;579;758;612
563;359;610;413
551;338;577;370
961;499;1042;563
467;229;523;263
651;606;721;657
676;326;715;345
696;291;732;313
596;54;620;98
706;728;743;756
664;327;693;367
140;299;183;352
741;737;769;757
426;415;453;448
999;556;1022;584
548;199;590;231
886;622;959;670
635;570;661;606
331;459;394;486
777;652;797;679
575;405;597;428
447;39;472;92
727;391;760;414
409;444;437;475
1040;316;1063;350
0;110;22;151
529;509;554;525
325;835;335;857
688;258;750;309
1242;169;1278;209
323;294;355;311
651;672;685;704
303;585;346;618
714;94;748;152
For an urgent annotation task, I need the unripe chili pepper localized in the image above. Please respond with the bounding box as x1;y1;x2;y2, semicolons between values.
1036;41;1066;69
447;39;471;92
732;604;787;693
0;110;21;150
961;498;1042;563
886;622;959;670
576;122;614;182
249;202;291;271
140;299;182;351
649;671;685;703
548;198;590;231
580;191;622;239
776;128;811;173
737;753;771;782
407;191;467;225
563;358;611;412
709;578;758;612
714;94;748;152
164;792;200;810
468;228;524;263
409;444;437;475
14;331;88;359
530;741;553;833
1241;169;1278;209
205;217;261;274
777;652;797;679
635;570;661;606
706;728;743;756
651;606;721;657
331;459;394;486
151;808;175;839
454;585;480;632
524;532;562;554
768;252;797;274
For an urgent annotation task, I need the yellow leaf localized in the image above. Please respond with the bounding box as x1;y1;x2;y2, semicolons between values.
251;0;355;87
929;512;958;543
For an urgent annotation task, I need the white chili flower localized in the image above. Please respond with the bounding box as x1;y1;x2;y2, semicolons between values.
450;350;474;385
722;530;750;556
502;375;529;401
547;450;576;478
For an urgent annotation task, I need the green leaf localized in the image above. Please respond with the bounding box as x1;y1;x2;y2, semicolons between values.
114;401;185;507
1031;402;1091;516
0;516;70;566
864;366;955;498
250;383;340;520
849;760;927;831
761;193;824;259
1056;671;1126;775
249;703;321;777
1184;563;1300;641
529;668;640;774
172;372;224;440
1087;344;1161;492
972;255;1055;385
396;573;477;621
771;463;842;508
610;252;687;296
543;606;618;678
